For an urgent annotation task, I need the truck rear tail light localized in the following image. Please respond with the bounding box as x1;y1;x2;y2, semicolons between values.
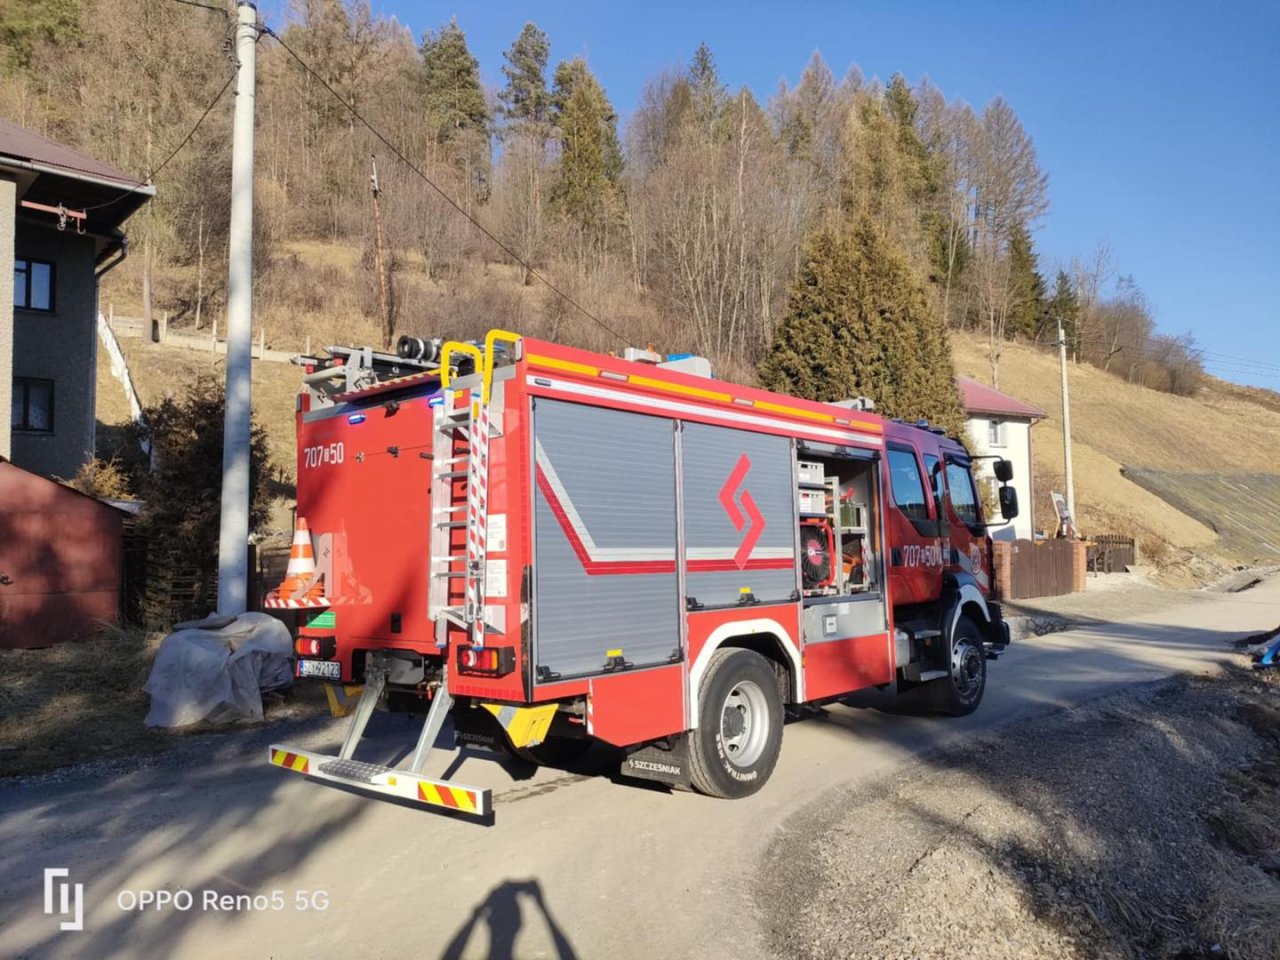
295;636;336;659
457;645;516;677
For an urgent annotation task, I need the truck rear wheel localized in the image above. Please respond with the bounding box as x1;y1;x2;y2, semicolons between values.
929;615;987;716
688;649;783;799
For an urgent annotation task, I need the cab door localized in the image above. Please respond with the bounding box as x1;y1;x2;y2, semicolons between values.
883;444;944;605
941;455;992;594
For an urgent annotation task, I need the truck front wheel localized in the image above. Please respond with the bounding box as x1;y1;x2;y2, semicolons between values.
930;615;987;716
688;649;783;799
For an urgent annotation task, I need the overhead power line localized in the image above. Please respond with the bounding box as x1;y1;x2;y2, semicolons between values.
83;70;236;212
262;25;628;347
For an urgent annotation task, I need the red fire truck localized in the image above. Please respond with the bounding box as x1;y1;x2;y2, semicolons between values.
268;331;1017;816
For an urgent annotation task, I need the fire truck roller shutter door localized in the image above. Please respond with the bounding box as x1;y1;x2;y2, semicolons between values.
532;399;680;680
680;423;797;609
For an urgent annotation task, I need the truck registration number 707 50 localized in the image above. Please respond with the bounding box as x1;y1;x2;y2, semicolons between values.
303;442;345;469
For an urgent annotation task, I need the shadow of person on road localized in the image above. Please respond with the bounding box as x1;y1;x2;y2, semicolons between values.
440;878;578;960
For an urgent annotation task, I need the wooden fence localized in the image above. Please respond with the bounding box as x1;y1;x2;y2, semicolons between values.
994;539;1079;600
105;306;299;364
123;536;297;629
1088;535;1136;573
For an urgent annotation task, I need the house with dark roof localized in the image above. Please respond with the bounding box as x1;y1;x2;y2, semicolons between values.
1;117;154;479
956;375;1046;541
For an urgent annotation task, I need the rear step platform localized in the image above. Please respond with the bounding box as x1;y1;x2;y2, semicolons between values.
269;745;491;817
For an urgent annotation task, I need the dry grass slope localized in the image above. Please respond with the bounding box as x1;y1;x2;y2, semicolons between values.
98;246;1280;577
950;333;1280;574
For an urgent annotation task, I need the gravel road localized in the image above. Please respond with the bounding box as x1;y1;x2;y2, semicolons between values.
758;669;1280;960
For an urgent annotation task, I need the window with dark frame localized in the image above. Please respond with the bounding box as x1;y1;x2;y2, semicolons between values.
11;378;54;433
887;447;930;523
945;458;983;530
987;418;1007;448
13;257;55;312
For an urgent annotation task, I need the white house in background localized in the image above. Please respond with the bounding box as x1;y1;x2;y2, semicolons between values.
956;376;1045;542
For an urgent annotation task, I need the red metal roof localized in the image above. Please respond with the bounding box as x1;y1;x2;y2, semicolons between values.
0;117;145;188
956;375;1046;420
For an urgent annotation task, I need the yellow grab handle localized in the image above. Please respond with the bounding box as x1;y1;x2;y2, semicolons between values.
440;341;484;392
482;329;522;402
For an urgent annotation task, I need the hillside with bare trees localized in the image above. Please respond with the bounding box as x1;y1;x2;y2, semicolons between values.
1;0;1210;407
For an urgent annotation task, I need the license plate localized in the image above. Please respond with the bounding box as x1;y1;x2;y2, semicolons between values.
297;659;342;680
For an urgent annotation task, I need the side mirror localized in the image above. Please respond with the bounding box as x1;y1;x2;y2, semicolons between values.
999;485;1019;521
993;459;1014;483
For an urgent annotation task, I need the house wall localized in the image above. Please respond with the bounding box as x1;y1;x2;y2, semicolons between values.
0;174;14;461
965;413;1036;541
10;219;98;479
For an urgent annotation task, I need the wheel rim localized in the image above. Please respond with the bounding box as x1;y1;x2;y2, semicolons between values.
951;641;983;698
720;680;770;768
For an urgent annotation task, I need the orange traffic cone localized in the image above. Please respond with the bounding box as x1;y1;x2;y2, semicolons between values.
266;517;327;607
281;518;317;588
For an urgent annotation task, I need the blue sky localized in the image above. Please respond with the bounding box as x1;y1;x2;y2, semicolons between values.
276;1;1280;388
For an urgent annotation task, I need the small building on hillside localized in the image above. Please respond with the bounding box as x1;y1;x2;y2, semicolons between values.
957;376;1045;541
0;117;154;480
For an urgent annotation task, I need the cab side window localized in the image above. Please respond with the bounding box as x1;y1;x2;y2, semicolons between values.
923;454;945;522
944;459;982;530
887;448;930;524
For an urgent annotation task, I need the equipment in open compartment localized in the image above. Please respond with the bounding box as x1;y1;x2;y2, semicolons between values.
800;519;837;590
797;459;825;486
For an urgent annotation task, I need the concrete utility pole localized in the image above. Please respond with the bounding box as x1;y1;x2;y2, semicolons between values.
370;155;391;348
1057;316;1076;530
216;0;259;615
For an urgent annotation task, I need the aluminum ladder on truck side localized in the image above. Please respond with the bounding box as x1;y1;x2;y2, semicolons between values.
267;331;520;818
428;342;489;650
428;330;521;650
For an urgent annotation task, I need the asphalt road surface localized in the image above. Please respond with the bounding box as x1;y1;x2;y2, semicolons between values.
3;574;1277;960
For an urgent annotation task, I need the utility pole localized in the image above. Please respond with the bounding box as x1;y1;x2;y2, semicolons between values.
216;1;258;615
1057;316;1076;533
370;155;391;348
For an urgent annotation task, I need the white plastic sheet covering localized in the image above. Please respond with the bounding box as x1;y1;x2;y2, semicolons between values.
144;613;295;727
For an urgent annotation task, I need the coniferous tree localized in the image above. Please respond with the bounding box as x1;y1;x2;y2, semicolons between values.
1045;269;1079;344
687;42;727;134
550;57;622;238
761;216;965;437
1006;223;1046;339
420;18;490;203
499;22;550;130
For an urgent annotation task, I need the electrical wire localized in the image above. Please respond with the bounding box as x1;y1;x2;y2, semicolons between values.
262;25;629;346
82;70;236;212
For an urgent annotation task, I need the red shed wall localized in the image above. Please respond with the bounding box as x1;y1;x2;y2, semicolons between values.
0;462;123;649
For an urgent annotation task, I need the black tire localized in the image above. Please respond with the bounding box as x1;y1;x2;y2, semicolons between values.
509;736;592;768
928;615;987;716
688;649;784;799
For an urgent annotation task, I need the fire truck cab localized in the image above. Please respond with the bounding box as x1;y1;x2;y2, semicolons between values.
269;332;1017;816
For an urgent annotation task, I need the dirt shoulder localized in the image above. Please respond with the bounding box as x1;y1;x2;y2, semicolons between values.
0;625;328;778
758;667;1280;960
